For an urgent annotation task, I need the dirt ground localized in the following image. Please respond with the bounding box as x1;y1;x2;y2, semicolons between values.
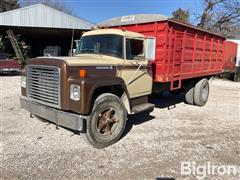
0;75;239;180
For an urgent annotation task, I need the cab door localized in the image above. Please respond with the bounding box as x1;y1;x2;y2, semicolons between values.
119;37;155;98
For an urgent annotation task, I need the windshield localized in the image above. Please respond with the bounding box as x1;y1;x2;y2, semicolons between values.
78;34;123;58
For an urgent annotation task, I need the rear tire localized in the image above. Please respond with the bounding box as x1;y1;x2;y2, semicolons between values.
193;78;209;106
184;86;194;105
84;93;127;149
234;68;240;82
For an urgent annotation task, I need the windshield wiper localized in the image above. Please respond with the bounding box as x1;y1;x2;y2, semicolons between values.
79;48;102;56
79;48;90;53
92;49;102;57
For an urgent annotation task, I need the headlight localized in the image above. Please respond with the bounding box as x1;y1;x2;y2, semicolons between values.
70;84;80;101
21;76;26;88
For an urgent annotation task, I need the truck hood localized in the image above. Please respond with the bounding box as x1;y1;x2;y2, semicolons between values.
27;54;118;79
37;54;122;66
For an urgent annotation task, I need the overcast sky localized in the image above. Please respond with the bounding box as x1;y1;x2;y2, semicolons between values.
63;0;203;24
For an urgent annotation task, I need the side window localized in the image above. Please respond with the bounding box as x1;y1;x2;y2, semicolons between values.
126;38;144;60
146;37;156;61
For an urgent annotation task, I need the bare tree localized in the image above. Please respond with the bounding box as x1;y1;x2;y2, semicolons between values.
22;0;74;15
172;8;190;23
0;0;20;13
197;0;240;37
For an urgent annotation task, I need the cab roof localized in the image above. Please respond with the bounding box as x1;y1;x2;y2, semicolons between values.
82;29;145;38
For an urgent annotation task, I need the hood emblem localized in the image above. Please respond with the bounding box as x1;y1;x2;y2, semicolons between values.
96;66;113;70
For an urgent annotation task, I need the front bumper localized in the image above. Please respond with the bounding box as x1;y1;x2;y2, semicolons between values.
20;96;86;132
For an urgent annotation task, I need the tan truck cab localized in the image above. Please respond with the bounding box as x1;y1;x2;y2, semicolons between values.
20;29;156;148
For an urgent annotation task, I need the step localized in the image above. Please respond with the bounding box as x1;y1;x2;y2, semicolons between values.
170;79;182;90
132;103;155;114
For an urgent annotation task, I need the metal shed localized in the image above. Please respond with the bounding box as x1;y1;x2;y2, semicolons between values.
0;3;93;29
0;4;94;57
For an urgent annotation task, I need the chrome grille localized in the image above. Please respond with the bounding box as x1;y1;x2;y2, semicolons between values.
27;65;60;108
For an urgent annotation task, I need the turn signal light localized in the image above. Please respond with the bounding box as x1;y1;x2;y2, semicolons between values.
79;69;87;78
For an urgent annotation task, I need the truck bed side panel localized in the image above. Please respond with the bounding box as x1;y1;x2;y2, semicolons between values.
114;20;225;82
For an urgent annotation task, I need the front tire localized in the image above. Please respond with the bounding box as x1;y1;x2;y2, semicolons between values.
84;93;127;149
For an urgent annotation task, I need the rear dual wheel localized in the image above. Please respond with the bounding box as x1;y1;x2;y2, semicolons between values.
185;86;194;105
185;78;210;106
194;78;209;106
84;93;127;149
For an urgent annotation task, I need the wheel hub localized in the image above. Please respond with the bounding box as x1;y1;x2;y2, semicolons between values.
97;108;119;135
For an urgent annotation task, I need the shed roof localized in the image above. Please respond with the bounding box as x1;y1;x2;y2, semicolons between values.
0;4;94;30
99;14;169;26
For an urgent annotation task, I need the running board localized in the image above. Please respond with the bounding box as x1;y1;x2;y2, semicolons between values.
131;103;155;114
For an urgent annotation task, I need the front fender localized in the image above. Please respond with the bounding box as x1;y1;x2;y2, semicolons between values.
69;77;128;115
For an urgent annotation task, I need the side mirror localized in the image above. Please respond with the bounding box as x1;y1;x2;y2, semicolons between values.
146;37;156;61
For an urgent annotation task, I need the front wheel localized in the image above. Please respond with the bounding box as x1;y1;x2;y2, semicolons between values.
84;93;127;149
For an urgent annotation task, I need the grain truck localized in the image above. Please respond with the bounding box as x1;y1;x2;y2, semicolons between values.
20;15;225;148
